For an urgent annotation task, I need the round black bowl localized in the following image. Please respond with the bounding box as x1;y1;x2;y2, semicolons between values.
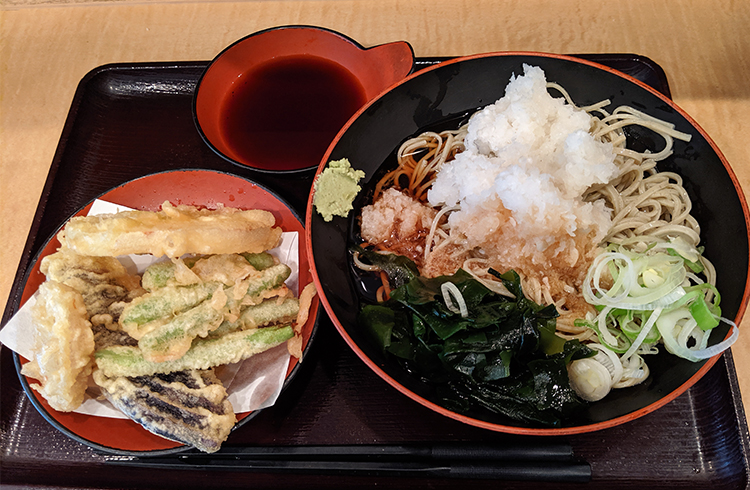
306;52;750;435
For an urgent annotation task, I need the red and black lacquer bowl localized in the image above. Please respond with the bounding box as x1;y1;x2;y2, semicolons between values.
15;169;321;455
306;52;750;435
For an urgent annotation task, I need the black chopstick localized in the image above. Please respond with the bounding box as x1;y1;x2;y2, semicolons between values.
105;442;591;482
174;441;575;462
108;457;591;482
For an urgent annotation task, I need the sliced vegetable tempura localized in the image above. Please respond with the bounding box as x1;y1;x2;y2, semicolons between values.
58;201;282;258
22;281;95;412
20;201;316;453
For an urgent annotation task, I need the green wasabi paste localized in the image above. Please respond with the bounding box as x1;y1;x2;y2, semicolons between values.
313;158;366;222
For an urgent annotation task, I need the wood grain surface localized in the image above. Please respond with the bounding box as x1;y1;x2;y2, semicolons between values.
2;0;749;477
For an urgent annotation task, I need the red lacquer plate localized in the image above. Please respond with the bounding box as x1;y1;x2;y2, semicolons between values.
14;169;320;455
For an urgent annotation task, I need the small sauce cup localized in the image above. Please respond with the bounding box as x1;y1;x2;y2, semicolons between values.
193;25;415;175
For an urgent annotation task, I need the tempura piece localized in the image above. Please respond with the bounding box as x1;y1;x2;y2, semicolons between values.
138;286;227;363
40;247;145;336
57;201;282;258
137;264;292;362
119;281;221;339
95;325;294;378
241;252;277;271
93;368;236;453
189;254;263;286
288;282;318;359
41;248;143;313
21;281;95;412
294;283;318;335
141;253;278;291
209;296;300;338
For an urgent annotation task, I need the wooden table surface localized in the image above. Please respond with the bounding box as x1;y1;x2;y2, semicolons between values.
2;0;749;429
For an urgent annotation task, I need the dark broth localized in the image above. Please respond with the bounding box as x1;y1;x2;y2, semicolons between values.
220;55;367;171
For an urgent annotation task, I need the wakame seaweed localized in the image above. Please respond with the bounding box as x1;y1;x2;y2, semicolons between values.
353;246;419;289
357;257;593;427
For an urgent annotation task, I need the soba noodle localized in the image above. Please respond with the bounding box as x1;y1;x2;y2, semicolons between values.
373;128;468;203
355;68;727;396
367;80;701;325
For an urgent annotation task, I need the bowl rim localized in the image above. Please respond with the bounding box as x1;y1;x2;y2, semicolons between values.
305;51;750;435
191;24;415;176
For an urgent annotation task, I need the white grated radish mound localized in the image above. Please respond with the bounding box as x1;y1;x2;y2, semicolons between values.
427;64;618;254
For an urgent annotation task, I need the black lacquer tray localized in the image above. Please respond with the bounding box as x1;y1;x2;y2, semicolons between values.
1;54;749;489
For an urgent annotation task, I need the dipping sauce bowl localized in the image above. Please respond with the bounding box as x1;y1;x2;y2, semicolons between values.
193;25;415;174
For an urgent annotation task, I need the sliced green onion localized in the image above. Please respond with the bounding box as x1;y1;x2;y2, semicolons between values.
667;248;704;273
618;310;661;344
621;307;661;360
588;311;632;353
688;296;720;331
656;307;726;362
581;237;736;365
441;282;468;318
584;251;686;308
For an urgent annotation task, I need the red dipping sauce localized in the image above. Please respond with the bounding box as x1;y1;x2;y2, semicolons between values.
220;55;367;172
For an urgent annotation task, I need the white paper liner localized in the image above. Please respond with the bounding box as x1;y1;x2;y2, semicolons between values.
0;200;298;419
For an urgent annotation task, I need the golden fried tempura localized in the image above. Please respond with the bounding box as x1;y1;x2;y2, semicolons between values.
287;282;318;359
57;202;282;258
41;247;144;317
93;368;236;453
189;254;265;287
21;281;95;412
294;283;317;335
40;247;145;350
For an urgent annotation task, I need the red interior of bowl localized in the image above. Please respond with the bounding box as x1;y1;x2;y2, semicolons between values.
194;26;414;171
